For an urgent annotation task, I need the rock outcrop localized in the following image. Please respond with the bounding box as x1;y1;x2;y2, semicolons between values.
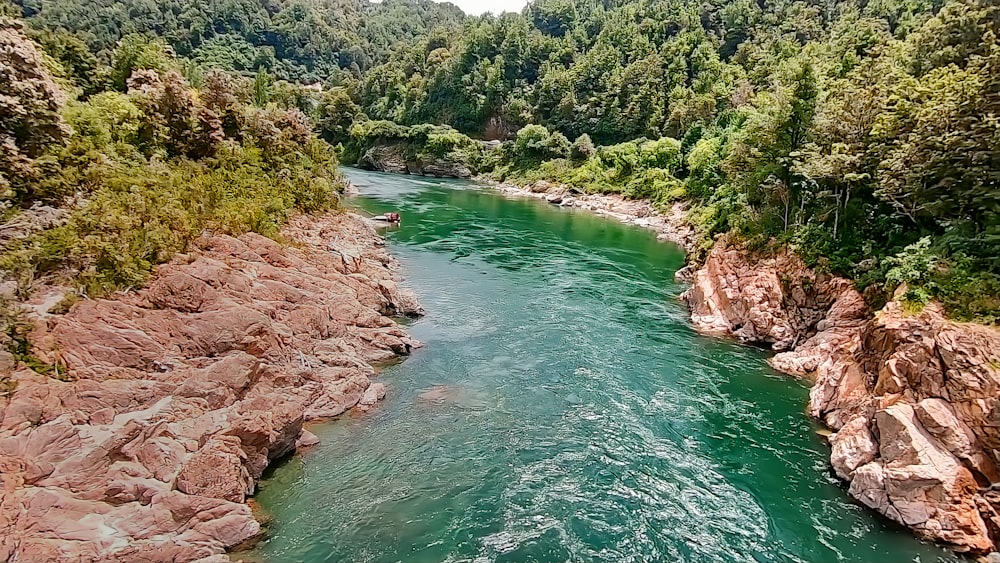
358;144;473;178
681;242;867;351
681;241;1000;554
0;212;422;562
0;202;71;249
358;144;409;174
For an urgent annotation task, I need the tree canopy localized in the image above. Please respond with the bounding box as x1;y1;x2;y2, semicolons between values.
4;0;998;322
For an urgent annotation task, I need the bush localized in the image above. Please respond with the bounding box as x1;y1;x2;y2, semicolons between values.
1;67;343;297
625;168;685;202
934;264;1000;324
513;124;570;162
884;237;938;290
570;133;596;161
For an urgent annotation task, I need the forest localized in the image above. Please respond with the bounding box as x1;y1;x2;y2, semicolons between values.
1;0;998;322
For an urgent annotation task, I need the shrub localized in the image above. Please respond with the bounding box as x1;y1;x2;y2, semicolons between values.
570;133;596;161
513;124;570;162
884;237;938;290
1;67;343;297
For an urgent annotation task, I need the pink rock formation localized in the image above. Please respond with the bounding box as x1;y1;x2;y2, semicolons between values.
682;241;1000;554
0;212;421;562
682;242;866;351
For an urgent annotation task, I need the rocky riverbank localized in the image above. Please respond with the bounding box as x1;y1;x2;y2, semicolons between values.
493;180;696;253
0;212;422;562
683;242;1000;555
357;143;474;179
495;177;1000;556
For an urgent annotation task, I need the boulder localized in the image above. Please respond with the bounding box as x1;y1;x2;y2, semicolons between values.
681;241;866;351
830;415;878;480
419;159;472;178
849;404;992;552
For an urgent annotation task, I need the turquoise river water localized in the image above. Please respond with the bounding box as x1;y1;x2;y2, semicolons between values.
248;169;960;563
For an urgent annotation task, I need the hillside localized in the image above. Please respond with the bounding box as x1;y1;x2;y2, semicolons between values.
13;0;467;81
350;0;1000;325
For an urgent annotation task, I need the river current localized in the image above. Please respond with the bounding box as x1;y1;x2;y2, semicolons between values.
248;169;958;563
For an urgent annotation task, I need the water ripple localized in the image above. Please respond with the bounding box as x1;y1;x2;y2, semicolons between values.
249;170;960;563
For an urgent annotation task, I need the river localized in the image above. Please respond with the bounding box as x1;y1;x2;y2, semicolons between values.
248;169;959;563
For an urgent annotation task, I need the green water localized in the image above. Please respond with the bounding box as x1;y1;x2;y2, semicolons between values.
249;169;959;563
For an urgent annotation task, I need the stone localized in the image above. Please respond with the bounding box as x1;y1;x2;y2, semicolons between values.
860;404;993;552
358;144;409;174
830;415;878;480
357;143;474;178
358;382;387;410
295;429;320;448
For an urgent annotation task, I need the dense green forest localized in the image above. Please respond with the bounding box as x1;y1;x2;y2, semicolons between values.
350;0;999;322
2;0;998;322
13;0;464;82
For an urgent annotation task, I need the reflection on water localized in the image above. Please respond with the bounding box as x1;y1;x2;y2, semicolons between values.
248;169;959;563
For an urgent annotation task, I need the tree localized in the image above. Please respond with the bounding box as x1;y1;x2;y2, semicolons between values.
513;124;569;162
110;34;174;92
570;133;596;161
317;87;362;145
253;68;273;107
202;69;242;137
873;45;1000;264
29;28;103;96
0;18;69;198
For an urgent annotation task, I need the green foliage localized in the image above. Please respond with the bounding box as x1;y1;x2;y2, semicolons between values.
4;137;340;296
570;134;595;161
422;127;478;159
879;238;1000;323
512;125;569;162
0;0;17;16
501;135;686;205
252;69;273;107
884;237;938;289
28;28;103;96
6;0;999;323
344;120;485;173
18;0;467;83
872;43;1000;269
0;18;69;198
932;263;1000;325
318;87;362;145
110;34;174;92
1;31;343;298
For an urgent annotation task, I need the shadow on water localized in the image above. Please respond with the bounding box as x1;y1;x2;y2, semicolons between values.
245;169;963;563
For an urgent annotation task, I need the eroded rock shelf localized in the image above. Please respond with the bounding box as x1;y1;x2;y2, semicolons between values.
0;212;422;562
